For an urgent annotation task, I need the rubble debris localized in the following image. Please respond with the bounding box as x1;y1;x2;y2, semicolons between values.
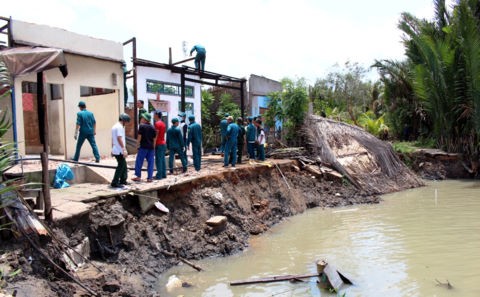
206;216;227;227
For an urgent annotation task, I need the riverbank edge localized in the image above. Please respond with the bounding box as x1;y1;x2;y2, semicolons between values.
5;159;405;296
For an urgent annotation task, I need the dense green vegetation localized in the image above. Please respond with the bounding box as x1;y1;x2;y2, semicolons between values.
200;89;240;150
374;0;480;161
201;0;480;168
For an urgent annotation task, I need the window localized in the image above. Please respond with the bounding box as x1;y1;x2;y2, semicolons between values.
146;79;194;98
22;82;63;100
178;102;194;115
50;84;63;100
22;81;37;93
80;86;115;97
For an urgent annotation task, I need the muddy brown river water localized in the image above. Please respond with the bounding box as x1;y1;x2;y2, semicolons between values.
156;180;480;297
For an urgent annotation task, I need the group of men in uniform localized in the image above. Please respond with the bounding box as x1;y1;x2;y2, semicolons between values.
129;102;203;185
72;100;266;188
220;113;266;168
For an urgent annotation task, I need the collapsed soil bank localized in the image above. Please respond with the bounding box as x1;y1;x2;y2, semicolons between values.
8;161;379;297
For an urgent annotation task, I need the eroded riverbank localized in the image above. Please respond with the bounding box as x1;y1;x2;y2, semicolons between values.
5;160;379;297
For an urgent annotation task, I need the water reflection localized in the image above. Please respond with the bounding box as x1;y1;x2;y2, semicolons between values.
157;180;480;297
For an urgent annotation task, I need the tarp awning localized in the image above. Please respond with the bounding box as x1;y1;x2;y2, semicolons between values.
0;46;68;77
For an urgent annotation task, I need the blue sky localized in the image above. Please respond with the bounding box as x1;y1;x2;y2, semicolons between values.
3;0;452;83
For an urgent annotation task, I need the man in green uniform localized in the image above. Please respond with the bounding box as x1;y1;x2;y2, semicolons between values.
186;115;202;171
224;116;239;167
219;113;229;154
167;118;187;174
190;44;206;71
73;101;100;162
236;117;245;164
246;116;256;160
137;100;147;121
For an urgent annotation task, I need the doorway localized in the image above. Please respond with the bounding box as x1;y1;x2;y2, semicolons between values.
21;81;65;155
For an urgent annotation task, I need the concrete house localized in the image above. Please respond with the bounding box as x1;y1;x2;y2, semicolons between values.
1;18;125;159
248;74;282;117
248;74;283;135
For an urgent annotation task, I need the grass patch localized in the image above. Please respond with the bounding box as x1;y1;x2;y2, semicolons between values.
392;142;416;154
393;138;436;154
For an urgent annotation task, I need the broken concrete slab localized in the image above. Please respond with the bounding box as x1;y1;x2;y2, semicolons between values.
138;191;158;213
53;201;91;221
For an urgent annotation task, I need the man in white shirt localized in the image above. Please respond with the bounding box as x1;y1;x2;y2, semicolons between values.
111;113;130;188
255;119;266;161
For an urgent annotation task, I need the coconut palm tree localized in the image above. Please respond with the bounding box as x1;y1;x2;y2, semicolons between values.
394;0;480;161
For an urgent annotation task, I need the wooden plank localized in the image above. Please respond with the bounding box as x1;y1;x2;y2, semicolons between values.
323;263;343;291
230;273;320;286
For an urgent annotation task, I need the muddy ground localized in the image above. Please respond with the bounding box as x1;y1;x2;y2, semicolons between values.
3;162;379;297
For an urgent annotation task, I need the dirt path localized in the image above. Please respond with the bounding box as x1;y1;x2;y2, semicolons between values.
4;160;378;297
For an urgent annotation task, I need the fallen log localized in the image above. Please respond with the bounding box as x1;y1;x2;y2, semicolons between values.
230;273;320;286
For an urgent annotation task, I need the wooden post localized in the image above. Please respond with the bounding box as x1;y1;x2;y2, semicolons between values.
316;259;327;274
38;72;52;221
240;80;245;120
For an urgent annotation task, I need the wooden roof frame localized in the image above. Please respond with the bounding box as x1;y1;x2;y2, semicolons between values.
133;58;247;120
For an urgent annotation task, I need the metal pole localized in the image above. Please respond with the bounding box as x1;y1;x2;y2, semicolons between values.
180;72;185;112
132;37;138;138
240;81;245;120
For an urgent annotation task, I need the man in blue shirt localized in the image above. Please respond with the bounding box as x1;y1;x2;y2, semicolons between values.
190;44;206;71
186;115;203;171
167;118;187;174
246;116;256;160
73;101;100;162
219;113;229;154
224;116;239;167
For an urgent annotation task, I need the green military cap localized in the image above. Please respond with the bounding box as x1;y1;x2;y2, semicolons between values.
171;117;179;123
141;113;151;122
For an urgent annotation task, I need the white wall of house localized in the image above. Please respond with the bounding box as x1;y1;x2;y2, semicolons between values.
136;66;202;126
14;53;124;159
11;19;123;62
9;18;124;159
248;74;282;117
